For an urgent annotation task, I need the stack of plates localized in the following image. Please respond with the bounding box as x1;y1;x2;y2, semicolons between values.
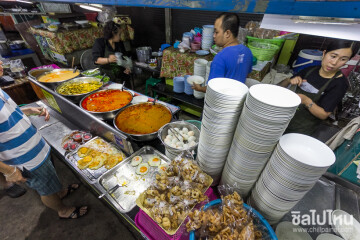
205;61;212;83
220;84;301;196
197;78;248;184
194;59;208;79
173;76;185;93
184;75;193;95
202;25;214;50
250;133;336;224
187;75;205;99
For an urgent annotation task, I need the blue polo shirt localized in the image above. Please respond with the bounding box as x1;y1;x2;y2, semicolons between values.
208;44;253;83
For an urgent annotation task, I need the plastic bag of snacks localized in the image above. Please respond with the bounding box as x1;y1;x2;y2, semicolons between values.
187;184;275;239
137;151;213;234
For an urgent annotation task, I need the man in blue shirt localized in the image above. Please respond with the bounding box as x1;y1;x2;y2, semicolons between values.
193;13;253;92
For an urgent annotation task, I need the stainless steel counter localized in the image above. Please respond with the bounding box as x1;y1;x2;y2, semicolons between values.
24;101;148;240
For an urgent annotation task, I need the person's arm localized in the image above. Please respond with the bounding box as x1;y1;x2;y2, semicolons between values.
0;162;26;183
279;76;307;88
95;56;117;65
22;107;50;121
298;94;331;120
92;39;117;65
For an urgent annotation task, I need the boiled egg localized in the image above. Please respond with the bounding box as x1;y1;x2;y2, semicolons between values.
136;163;149;175
131;155;143;166
158;164;168;174
148;155;161;167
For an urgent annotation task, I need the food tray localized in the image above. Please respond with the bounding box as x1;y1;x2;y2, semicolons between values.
98;146;171;213
136;171;213;235
65;137;126;182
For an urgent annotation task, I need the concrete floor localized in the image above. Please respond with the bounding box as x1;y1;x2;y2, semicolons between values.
0;154;138;240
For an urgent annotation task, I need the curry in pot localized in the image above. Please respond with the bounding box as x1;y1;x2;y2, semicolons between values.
115;103;172;135
81;89;132;112
38;70;80;83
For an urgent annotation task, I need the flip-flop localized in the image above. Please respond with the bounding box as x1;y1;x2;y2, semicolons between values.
59;206;88;219
5;184;27;198
61;184;80;199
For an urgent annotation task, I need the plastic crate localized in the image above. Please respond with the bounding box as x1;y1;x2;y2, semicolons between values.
135;188;217;240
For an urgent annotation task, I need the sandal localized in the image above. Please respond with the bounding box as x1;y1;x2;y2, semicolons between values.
5;184;27;198
59;206;88;219
61;183;80;199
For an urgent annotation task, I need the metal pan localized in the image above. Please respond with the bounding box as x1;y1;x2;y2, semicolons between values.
113;102;173;141
55;77;104;103
79;89;133;120
36;68;80;88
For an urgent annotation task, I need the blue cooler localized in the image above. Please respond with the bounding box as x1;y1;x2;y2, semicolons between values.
292;49;323;73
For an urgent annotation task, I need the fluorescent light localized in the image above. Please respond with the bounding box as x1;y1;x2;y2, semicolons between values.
90;4;103;8
16;0;33;4
261;14;360;41
79;4;102;12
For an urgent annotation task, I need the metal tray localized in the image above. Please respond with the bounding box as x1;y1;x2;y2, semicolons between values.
96;146;170;213
65;137;126;183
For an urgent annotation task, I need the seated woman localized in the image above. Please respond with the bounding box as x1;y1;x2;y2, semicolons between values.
279;40;357;136
92;21;132;84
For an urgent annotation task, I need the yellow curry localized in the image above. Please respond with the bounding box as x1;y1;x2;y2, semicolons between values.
38;70;80;83
115;103;172;135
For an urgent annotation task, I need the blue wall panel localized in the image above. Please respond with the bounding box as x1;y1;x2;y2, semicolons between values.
36;0;360;18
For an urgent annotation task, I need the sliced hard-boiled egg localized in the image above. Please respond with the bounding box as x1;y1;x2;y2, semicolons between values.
131;155;143;166
158;164;168;174
136;163;149;175
148;155;161;167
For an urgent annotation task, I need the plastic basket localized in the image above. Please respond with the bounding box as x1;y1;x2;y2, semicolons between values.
248;41;280;61
185;120;201;130
247;36;285;48
189;199;278;240
135;188;217;240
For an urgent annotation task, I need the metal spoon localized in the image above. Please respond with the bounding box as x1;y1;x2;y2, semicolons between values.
153;95;158;105
121;81;125;91
88;67;99;74
73;66;77;73
99;184;121;199
100;73;107;82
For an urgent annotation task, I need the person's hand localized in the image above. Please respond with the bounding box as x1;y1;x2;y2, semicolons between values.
289;76;307;86
108;55;117;63
192;83;201;91
297;93;312;105
33;107;50;121
4;167;27;184
124;68;131;75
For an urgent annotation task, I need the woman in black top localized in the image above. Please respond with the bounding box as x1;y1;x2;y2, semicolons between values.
92;21;131;83
279;40;357;135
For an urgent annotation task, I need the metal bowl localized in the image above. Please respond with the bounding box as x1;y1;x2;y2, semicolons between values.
113;102;173;141
79;89;133;120
36;68;81;89
55;77;104;103
28;68;53;81
158;121;200;152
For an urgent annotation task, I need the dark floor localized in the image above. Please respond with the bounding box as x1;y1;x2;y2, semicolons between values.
0;154;138;240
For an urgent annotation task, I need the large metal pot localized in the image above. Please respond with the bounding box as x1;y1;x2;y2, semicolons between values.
79;89;133;120
36;68;80;89
55;77;104;103
0;40;11;56
28;68;53;81
113;102;173;141
136;46;152;63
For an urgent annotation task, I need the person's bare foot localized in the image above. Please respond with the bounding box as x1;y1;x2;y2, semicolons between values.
58;183;79;199
59;206;88;219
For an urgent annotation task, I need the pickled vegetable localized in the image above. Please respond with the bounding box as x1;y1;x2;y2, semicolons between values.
58;81;102;95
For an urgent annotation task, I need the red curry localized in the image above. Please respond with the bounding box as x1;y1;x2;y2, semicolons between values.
81;89;132;112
